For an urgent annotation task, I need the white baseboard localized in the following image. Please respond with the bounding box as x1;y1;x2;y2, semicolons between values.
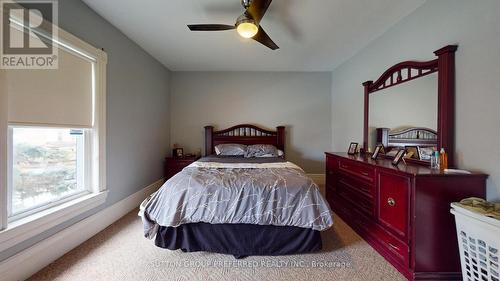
0;178;165;281
307;173;326;185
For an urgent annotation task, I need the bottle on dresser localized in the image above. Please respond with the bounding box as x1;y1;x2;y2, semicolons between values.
440;148;449;170
431;150;440;169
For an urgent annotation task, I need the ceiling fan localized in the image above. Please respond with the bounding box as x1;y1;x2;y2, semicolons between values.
187;0;279;50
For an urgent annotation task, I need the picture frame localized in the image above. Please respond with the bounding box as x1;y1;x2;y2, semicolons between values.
348;142;358;155
173;148;184;158
405;146;420;160
392;149;406;166
371;144;384;160
417;146;435;161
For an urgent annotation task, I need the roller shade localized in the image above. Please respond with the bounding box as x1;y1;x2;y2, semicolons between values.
6;45;94;128
6;45;93;128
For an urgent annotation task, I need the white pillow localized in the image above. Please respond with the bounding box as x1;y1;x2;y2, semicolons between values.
247;149;285;158
253;149;285;158
214;144;247;156
245;144;279;158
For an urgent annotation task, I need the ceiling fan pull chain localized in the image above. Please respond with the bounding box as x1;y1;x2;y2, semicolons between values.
241;0;252;9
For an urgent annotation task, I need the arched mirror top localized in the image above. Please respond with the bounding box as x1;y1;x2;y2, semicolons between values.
362;45;458;166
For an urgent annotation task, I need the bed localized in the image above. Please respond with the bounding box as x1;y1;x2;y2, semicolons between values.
376;127;438;160
139;124;333;258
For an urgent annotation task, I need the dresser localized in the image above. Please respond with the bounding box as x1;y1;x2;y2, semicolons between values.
325;152;487;280
165;156;200;179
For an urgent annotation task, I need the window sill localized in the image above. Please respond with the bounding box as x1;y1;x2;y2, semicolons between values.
0;191;108;253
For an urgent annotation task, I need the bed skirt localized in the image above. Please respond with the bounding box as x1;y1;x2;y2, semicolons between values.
155;222;322;259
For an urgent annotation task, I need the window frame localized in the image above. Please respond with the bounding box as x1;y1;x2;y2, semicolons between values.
0;17;107;251
0;54;7;234
7;126;92;221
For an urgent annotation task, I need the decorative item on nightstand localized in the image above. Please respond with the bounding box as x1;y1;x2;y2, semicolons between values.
172;148;183;158
172;143;184;158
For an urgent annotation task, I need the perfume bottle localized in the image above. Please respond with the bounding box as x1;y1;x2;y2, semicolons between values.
440;148;448;170
431;150;440;170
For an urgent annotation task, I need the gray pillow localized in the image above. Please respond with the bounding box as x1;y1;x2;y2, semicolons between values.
245;144;279;158
214;144;247;156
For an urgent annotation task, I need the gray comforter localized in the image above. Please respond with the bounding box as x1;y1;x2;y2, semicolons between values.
139;156;333;238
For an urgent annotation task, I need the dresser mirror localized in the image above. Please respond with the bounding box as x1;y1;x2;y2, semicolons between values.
363;45;457;166
368;73;438;162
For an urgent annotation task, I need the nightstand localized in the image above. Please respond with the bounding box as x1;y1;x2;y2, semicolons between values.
165;156;200;179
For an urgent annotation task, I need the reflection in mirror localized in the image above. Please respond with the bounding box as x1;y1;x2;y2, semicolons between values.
368;73;437;161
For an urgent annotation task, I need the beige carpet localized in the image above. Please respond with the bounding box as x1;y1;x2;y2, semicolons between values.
28;208;405;281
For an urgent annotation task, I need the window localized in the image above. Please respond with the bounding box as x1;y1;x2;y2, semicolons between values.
8;127;88;220
0;8;107;248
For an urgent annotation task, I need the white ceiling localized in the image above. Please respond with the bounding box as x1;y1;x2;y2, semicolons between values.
82;0;425;71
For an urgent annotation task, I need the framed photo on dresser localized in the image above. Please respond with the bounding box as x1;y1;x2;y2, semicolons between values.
391;149;405;166
348;142;358;155
405;146;420;160
371;144;384;160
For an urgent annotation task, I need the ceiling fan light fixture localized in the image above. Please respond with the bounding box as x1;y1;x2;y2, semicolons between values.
188;0;278;50
236;20;258;38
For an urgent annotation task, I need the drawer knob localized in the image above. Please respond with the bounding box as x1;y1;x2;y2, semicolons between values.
387;197;396;207
361;172;369;176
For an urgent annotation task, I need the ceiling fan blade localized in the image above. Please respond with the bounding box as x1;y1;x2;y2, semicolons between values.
187;24;235;31
246;0;273;24
252;26;279;50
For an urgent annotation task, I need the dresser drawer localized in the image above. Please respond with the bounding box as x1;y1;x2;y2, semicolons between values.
338;159;375;184
166;159;196;166
378;172;410;239
337;173;373;199
326;166;335;187
337;178;374;217
374;224;410;267
166;164;184;174
325;185;335;207
326;155;337;170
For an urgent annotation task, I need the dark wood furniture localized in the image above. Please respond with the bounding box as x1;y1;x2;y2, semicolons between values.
325;152;487;280
165;156;200;179
204;124;285;156
363;45;457;166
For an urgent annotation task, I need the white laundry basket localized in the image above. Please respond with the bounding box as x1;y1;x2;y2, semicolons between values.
451;202;500;281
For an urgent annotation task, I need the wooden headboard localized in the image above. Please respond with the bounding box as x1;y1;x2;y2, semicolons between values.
376;127;438;148
204;124;285;156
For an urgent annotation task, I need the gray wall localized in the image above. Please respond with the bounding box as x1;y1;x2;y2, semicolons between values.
0;0;171;261
170;72;332;173
331;0;500;200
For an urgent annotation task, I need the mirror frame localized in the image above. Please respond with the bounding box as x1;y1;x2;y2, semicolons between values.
362;45;458;167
